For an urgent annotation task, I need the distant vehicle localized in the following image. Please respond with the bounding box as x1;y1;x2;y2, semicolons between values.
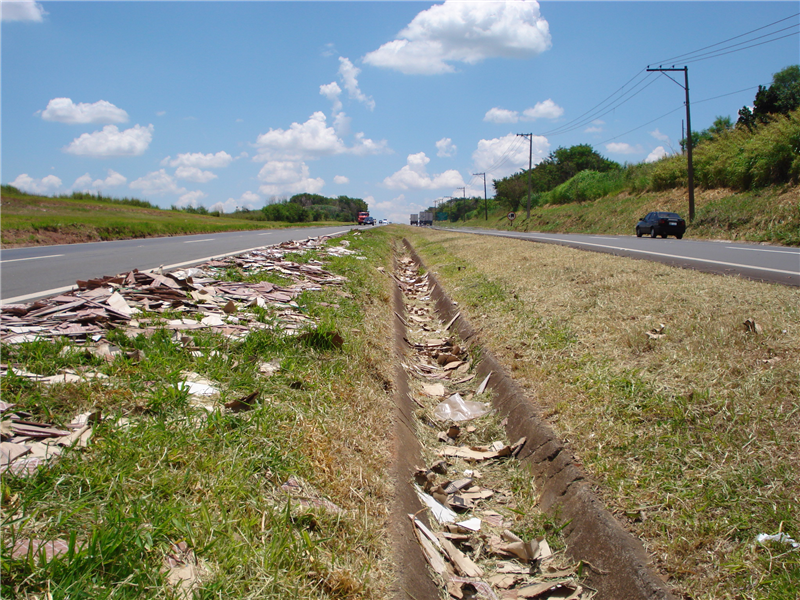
410;213;419;226
419;211;433;226
636;211;686;239
378;219;387;224
363;216;375;225
357;211;370;225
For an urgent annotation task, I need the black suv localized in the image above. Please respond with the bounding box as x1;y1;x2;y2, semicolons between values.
636;212;686;239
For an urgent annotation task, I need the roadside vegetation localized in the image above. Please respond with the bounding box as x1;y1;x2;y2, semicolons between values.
0;187;356;248
1;232;398;598
399;226;800;600
431;66;800;246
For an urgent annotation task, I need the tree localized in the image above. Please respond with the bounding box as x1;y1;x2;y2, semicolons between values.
738;65;800;129
681;115;734;151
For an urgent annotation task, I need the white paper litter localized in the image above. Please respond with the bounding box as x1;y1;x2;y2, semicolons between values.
456;517;482;532
433;393;489;422
756;533;800;548
414;485;457;523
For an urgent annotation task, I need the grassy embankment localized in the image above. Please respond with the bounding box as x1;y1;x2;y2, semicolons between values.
0;188;347;248
447;109;800;246
400;225;799;600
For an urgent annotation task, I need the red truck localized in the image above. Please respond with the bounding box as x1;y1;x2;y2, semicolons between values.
357;211;370;225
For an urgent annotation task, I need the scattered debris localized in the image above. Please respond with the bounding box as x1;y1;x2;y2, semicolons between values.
646;324;666;340
434;393;490;422
162;541;205;598
755;532;799;549
743;318;763;334
281;475;343;515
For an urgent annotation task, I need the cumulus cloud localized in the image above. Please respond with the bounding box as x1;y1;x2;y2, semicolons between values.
71;169;127;191
522;99;563;120
10;173;61;195
257;161;324;196
162;151;233;169
64;124;153;157
484;107;519;124
40;98;128;124
320;81;343;113
254;112;387;161
129;169;186;196
174;166;217;183
485;99;563;124
650;128;671;143
472;133;549;179
175;191;207;208
383;152;464;190
338;57;375;111
605;142;644;155
210;191;262;214
2;0;46;22
363;0;551;75
645;146;668;163
333;175;350;184
436;137;457;157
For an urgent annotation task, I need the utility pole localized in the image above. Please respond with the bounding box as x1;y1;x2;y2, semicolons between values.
647;65;695;221
456;187;466;198
516;133;533;219
473;172;487;220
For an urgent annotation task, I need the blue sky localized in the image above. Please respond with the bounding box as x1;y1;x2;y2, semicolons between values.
2;1;798;223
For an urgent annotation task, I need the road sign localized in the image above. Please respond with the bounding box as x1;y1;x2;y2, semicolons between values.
507;212;516;222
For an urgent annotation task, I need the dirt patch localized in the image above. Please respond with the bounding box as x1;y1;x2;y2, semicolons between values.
2;226;104;248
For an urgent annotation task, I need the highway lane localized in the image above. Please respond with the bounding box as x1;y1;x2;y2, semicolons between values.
0;225;356;302
437;228;800;286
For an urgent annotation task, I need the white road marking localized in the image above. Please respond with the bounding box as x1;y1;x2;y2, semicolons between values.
0;229;354;305
184;238;216;243
485;232;800;277
1;254;64;264
726;246;800;255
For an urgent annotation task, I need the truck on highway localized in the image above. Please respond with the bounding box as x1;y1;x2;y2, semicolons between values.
357;211;370;225
410;214;418;226
419;212;433;226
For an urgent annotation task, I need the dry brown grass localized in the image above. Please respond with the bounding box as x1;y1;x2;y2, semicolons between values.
401;226;800;600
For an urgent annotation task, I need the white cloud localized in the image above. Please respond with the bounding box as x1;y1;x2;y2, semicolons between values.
320;81;343;113
64;124;153;157
257;160;325;196
255;112;345;161
485;100;562;124
350;131;390;156
436;137;457;157
584;126;603;133
383;152;464;190
157;111;167;117
333;175;350;184
333;112;351;136
472;133;549;179
211;191;262;214
254;112;387;161
40;98;129;124
650;128;671;143
2;0;46;22
174;166;218;183
338;57;375;111
175;191;206;208
484;107;519;124
10;173;61;195
522;99;563;120
129;170;186;196
71;169;127;191
645;146;668;163
605;142;644;155
162;151;233;169
363;0;551;75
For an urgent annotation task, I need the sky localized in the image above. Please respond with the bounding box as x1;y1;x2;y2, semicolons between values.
2;1;798;223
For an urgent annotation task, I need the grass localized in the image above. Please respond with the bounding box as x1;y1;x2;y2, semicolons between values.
0;190;349;248
398;225;800;600
1;230;399;599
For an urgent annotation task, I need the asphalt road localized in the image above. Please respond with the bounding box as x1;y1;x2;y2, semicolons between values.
437;228;800;287
1;225;356;303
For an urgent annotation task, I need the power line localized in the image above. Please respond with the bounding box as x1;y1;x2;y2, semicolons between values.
652;12;799;65
680;31;799;65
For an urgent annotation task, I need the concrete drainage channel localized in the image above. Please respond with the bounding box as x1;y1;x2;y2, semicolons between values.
389;240;675;600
